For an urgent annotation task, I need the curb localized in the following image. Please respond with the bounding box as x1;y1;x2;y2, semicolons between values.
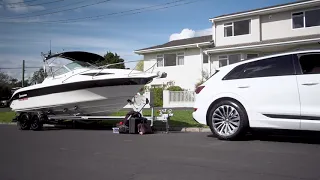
180;127;211;132
0;122;55;127
0;123;210;132
0;122;16;125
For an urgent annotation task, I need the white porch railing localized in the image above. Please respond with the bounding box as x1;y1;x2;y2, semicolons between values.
163;90;195;108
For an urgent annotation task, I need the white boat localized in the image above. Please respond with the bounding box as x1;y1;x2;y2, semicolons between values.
9;51;166;116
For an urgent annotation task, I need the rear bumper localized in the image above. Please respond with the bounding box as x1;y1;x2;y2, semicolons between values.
192;108;207;125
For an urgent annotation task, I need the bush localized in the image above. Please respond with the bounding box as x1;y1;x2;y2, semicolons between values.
166;86;183;91
148;85;183;107
150;87;163;107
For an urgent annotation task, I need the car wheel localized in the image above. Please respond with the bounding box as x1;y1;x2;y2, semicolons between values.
208;99;249;140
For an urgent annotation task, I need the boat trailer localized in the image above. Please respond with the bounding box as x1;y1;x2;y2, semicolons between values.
13;95;173;133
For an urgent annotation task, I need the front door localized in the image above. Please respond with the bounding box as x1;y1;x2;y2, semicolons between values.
295;52;320;131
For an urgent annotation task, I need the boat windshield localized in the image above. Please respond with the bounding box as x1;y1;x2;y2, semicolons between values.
50;61;97;77
65;61;96;71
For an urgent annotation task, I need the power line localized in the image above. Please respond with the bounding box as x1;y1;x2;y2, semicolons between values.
5;0;64;9
1;0;204;24
0;0;89;19
0;0;112;20
0;0;41;5
48;0;191;23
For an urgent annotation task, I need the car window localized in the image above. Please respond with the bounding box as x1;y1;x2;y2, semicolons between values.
222;63;247;80
298;53;320;74
240;55;295;79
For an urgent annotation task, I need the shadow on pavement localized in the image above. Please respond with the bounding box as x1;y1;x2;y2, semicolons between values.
207;129;320;145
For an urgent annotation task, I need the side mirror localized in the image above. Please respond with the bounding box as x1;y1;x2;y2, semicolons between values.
146;98;149;104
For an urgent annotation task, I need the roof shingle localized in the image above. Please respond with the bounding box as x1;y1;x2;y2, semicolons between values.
135;35;212;51
210;0;316;20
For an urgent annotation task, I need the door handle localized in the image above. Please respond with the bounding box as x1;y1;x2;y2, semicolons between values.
302;82;318;86
238;86;250;88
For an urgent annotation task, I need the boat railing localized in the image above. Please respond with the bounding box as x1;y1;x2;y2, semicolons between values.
61;68;93;83
92;59;157;78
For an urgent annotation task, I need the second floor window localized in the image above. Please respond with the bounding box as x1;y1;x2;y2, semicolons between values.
292;8;320;29
224;19;251;37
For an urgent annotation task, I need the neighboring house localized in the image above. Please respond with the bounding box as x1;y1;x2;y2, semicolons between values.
205;0;320;72
135;0;320;90
134;35;214;90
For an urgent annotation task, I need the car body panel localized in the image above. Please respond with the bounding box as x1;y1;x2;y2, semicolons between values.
193;49;320;133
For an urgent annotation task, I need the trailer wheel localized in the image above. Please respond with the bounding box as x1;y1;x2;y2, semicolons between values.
17;113;31;130
30;113;44;131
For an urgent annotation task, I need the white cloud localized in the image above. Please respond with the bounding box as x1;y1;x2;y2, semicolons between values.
3;0;45;13
169;28;212;41
195;28;212;37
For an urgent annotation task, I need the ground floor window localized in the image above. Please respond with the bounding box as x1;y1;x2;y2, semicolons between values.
246;53;259;59
156;52;184;67
218;54;241;67
203;53;208;63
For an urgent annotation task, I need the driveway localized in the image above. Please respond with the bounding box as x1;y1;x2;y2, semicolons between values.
0;125;320;180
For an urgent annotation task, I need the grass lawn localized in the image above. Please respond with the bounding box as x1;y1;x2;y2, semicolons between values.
0;109;207;128
0;111;16;123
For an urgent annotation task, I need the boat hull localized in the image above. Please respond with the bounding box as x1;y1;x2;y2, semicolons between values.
10;84;144;116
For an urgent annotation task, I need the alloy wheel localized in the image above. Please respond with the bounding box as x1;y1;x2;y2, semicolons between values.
212;105;240;137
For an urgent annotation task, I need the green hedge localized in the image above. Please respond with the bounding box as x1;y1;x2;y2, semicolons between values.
150;88;163;107
149;85;184;107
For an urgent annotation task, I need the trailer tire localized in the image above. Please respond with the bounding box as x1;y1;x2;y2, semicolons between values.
30;113;44;131
18;113;31;130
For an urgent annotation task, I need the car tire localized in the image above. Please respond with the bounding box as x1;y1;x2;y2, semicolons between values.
208;99;249;141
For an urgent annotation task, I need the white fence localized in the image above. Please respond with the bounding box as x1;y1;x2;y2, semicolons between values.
123;90;195;109
163;90;195;108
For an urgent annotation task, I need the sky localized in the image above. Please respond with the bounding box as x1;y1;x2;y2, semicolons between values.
0;0;297;80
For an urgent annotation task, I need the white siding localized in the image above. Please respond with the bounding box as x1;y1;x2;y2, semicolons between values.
143;48;203;90
261;6;320;40
215;16;260;46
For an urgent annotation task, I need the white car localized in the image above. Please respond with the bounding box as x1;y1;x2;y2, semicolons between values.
193;49;320;140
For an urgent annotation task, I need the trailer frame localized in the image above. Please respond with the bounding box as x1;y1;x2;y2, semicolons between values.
13;94;173;133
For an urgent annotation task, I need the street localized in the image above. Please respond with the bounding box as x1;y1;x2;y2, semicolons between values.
1;125;320;180
0;108;10;113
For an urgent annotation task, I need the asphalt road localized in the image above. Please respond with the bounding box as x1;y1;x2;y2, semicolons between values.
1;125;320;180
0;108;10;112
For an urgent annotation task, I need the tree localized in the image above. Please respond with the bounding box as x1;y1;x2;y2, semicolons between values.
195;70;210;89
0;72;14;99
136;60;144;71
30;68;47;84
96;52;126;69
0;71;10;85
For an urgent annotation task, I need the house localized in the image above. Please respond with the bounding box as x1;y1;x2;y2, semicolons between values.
205;0;320;71
134;35;214;90
135;0;320;90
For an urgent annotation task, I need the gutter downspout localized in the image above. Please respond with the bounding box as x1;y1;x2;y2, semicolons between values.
197;43;203;81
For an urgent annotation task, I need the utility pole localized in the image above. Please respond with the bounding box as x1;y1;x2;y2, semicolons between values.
22;60;25;87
